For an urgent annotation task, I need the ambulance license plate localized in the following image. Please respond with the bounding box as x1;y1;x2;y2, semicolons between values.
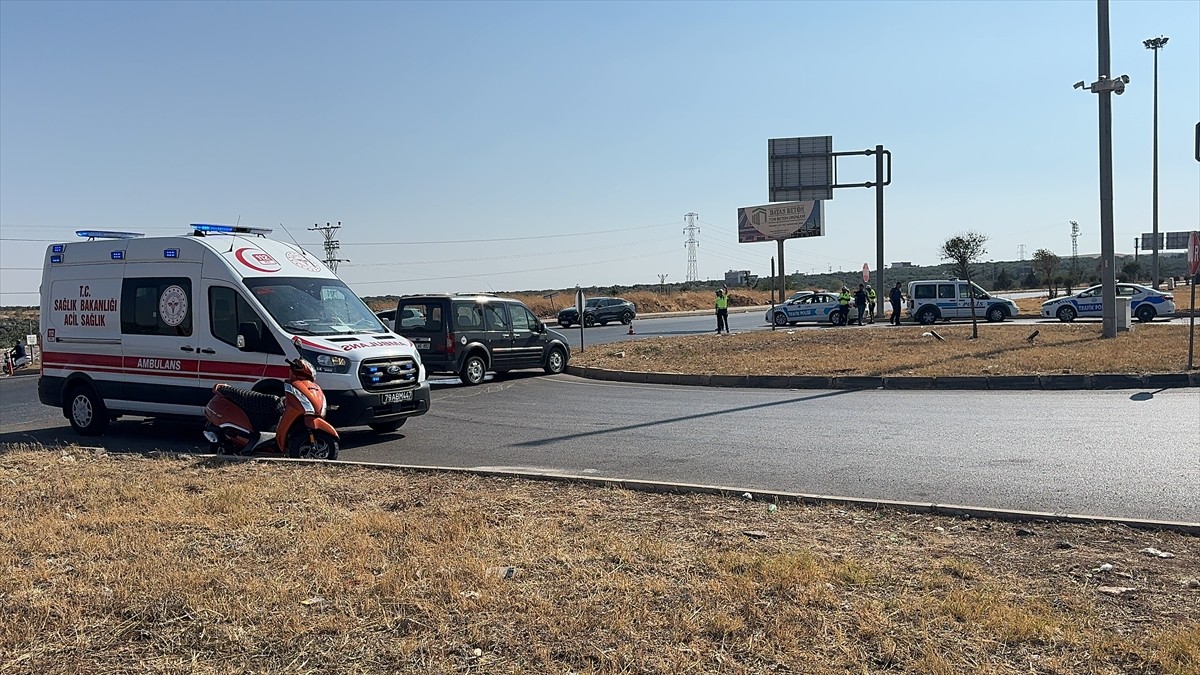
381;390;413;405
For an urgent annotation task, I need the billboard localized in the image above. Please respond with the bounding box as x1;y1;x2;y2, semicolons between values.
769;136;833;202
1141;231;1195;251
737;201;824;243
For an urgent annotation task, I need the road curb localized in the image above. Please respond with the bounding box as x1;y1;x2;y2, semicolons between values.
564;365;1200;390
221;455;1200;535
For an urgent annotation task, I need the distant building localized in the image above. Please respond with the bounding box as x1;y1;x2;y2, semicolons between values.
890;261;915;269
724;269;758;286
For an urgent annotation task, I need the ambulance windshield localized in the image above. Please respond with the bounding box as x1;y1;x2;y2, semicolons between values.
243;277;386;336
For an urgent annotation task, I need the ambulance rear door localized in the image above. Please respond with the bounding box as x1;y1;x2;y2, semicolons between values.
118;240;203;413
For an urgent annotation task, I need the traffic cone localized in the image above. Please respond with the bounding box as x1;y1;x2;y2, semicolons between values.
627;321;636;335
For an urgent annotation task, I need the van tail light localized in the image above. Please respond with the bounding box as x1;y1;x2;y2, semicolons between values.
445;331;455;353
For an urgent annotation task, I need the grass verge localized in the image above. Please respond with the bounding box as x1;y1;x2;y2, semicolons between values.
574;323;1199;377
1;447;1197;674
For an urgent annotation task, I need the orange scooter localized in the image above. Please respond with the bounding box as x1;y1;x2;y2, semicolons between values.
203;358;339;460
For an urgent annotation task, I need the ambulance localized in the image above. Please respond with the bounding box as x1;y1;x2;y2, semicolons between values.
38;225;430;436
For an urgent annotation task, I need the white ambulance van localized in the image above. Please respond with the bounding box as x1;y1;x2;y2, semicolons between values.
39;225;430;436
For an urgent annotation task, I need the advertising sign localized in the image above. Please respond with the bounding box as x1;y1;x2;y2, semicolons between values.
862;264;870;283
737;201;824;243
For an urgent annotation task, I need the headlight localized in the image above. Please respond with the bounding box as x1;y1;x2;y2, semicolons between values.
298;347;351;374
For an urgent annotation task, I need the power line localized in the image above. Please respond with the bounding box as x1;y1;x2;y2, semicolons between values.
0;220;682;247
342;235;678;267
343;248;674;287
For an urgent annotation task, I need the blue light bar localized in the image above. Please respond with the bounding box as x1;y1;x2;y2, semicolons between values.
76;230;144;240
50;254;63;264
52;244;65;253
164;248;179;258
111;251;125;260
191;223;273;235
191;223;234;233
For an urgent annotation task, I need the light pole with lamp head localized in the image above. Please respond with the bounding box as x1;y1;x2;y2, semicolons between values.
1143;35;1168;289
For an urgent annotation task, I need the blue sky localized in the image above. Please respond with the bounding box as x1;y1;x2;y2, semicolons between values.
2;0;1197;303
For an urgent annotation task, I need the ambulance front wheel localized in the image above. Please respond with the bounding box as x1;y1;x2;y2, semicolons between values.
65;383;110;436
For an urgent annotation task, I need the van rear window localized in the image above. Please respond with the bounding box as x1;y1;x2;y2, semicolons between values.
396;303;444;332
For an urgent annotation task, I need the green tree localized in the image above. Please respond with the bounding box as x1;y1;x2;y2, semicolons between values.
993;267;1014;291
1120;259;1142;283
939;231;989;338
1032;249;1060;298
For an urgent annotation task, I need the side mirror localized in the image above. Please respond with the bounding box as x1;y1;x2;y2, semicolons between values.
237;322;261;352
534;321;546;333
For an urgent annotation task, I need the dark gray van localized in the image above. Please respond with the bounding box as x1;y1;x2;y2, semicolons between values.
392;294;571;385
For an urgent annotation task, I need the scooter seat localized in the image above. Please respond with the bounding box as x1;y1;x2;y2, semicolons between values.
215;385;285;430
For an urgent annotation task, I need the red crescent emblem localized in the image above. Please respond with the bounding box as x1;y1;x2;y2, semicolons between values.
235;248;281;273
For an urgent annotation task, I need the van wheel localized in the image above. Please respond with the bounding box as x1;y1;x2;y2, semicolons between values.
917;307;939;325
460;354;487;385
544;347;567;374
1056;306;1077;323
986;306;1006;323
368;419;406;433
66;383;109;436
1135;305;1156;323
621;312;634;325
287;429;339;460
773;312;788;326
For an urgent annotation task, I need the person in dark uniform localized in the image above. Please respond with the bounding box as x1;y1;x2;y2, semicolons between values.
853;284;868;326
889;281;903;325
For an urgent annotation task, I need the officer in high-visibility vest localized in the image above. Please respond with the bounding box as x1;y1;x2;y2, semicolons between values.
866;286;877;324
837;286;852;325
714;288;730;333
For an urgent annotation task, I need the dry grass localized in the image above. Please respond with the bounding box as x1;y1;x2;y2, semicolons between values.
574;323;1199;377
1;447;1197;674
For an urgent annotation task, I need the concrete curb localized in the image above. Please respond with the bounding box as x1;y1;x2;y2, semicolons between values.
564;365;1200;390
218;455;1200;535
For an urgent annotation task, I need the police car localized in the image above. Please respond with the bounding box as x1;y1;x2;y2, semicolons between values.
1041;283;1175;323
766;291;850;326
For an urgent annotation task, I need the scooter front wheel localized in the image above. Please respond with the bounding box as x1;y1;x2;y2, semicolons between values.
287;428;339;461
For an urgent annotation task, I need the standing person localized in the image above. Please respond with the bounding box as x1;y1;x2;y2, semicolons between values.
889;281;903;325
837;286;852;326
714;288;730;334
853;284;868;326
866;286;877;324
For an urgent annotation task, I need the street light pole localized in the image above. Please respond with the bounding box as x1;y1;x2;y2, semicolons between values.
1144;36;1168;289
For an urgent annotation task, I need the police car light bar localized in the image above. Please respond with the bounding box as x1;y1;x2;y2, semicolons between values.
191;223;273;236
76;230;145;240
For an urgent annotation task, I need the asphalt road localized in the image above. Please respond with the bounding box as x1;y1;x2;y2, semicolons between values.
570;307;1193;349
3;372;1197;523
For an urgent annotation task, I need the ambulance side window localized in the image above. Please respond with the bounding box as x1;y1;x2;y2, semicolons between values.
121;278;193;337
208;287;282;354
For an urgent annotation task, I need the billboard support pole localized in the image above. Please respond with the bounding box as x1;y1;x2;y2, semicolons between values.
874;144;886;316
770;257;777;331
777;240;786;304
